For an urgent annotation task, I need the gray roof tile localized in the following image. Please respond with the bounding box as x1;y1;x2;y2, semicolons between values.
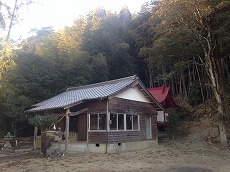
26;75;139;112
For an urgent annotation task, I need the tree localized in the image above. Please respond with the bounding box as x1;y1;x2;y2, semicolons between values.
166;111;180;140
155;0;230;146
109;43;135;79
6;0;17;41
0;41;17;136
129;4;159;87
28;115;57;156
90;53;108;83
119;6;131;27
0;1;9;30
3;93;32;137
9;51;58;100
0;0;33;41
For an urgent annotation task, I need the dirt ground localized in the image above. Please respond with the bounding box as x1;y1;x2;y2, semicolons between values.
0;141;230;172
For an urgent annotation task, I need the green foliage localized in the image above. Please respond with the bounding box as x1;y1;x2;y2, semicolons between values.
28;115;57;131
0;102;8;137
28;115;57;156
166;112;180;139
91;53;108;83
188;81;203;106
9;51;58;100
128;10;152;48
4;94;32;120
166;107;190;139
109;43;134;79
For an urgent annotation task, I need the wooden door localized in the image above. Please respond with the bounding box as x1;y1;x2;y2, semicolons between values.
77;114;87;141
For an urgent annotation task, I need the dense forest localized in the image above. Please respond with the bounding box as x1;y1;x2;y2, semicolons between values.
0;0;229;145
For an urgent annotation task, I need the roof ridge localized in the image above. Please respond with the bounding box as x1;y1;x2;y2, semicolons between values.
66;75;137;92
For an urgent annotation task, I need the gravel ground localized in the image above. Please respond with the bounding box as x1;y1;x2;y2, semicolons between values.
0;140;229;172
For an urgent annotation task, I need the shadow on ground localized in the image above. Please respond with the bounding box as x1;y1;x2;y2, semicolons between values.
164;166;212;172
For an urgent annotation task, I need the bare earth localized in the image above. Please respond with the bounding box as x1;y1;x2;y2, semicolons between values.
0;141;230;172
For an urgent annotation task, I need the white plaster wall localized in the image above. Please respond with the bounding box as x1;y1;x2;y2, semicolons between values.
157;111;165;122
115;86;150;103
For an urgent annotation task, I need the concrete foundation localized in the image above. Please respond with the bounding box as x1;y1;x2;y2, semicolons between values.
49;140;158;153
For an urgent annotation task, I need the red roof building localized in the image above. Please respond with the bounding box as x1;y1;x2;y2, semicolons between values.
148;86;177;128
148;86;177;109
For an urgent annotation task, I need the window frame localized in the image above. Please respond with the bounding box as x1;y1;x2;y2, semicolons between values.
109;113;140;131
89;113;106;131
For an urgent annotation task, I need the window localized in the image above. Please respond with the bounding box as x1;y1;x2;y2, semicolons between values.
133;115;138;130
118;114;124;130
126;114;139;130
90;114;106;130
110;113;117;130
110;113;124;130
99;114;106;130
90;114;98;130
126;115;132;130
110;113;139;131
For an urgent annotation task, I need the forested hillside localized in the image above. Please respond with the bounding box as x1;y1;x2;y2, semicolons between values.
0;0;229;145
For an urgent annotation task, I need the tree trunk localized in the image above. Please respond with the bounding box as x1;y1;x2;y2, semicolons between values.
148;62;154;88
41;130;47;156
208;67;228;146
193;57;196;80
11;121;17;138
179;73;183;98
6;0;17;41
219;120;228;147
175;77;178;96
195;61;205;102
202;30;228;146
182;74;187;99
188;63;192;89
214;90;228;146
223;59;230;81
171;77;175;96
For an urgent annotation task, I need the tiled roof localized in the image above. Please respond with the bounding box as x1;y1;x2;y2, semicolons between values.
26;75;141;113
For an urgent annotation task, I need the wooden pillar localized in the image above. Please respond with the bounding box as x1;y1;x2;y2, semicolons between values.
65;108;70;152
86;113;89;148
33;126;38;150
105;98;109;154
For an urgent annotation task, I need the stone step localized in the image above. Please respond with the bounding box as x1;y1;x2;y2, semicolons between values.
159;137;169;141
158;136;170;142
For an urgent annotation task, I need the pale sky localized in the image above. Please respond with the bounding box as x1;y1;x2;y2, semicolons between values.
7;0;148;40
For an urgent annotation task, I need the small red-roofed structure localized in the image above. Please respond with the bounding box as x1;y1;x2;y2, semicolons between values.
148;86;177;130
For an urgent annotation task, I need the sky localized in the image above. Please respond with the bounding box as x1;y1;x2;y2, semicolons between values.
6;0;148;40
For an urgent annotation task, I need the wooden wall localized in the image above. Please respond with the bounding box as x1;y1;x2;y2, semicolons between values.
86;97;157;144
70;99;107;114
109;97;156;115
